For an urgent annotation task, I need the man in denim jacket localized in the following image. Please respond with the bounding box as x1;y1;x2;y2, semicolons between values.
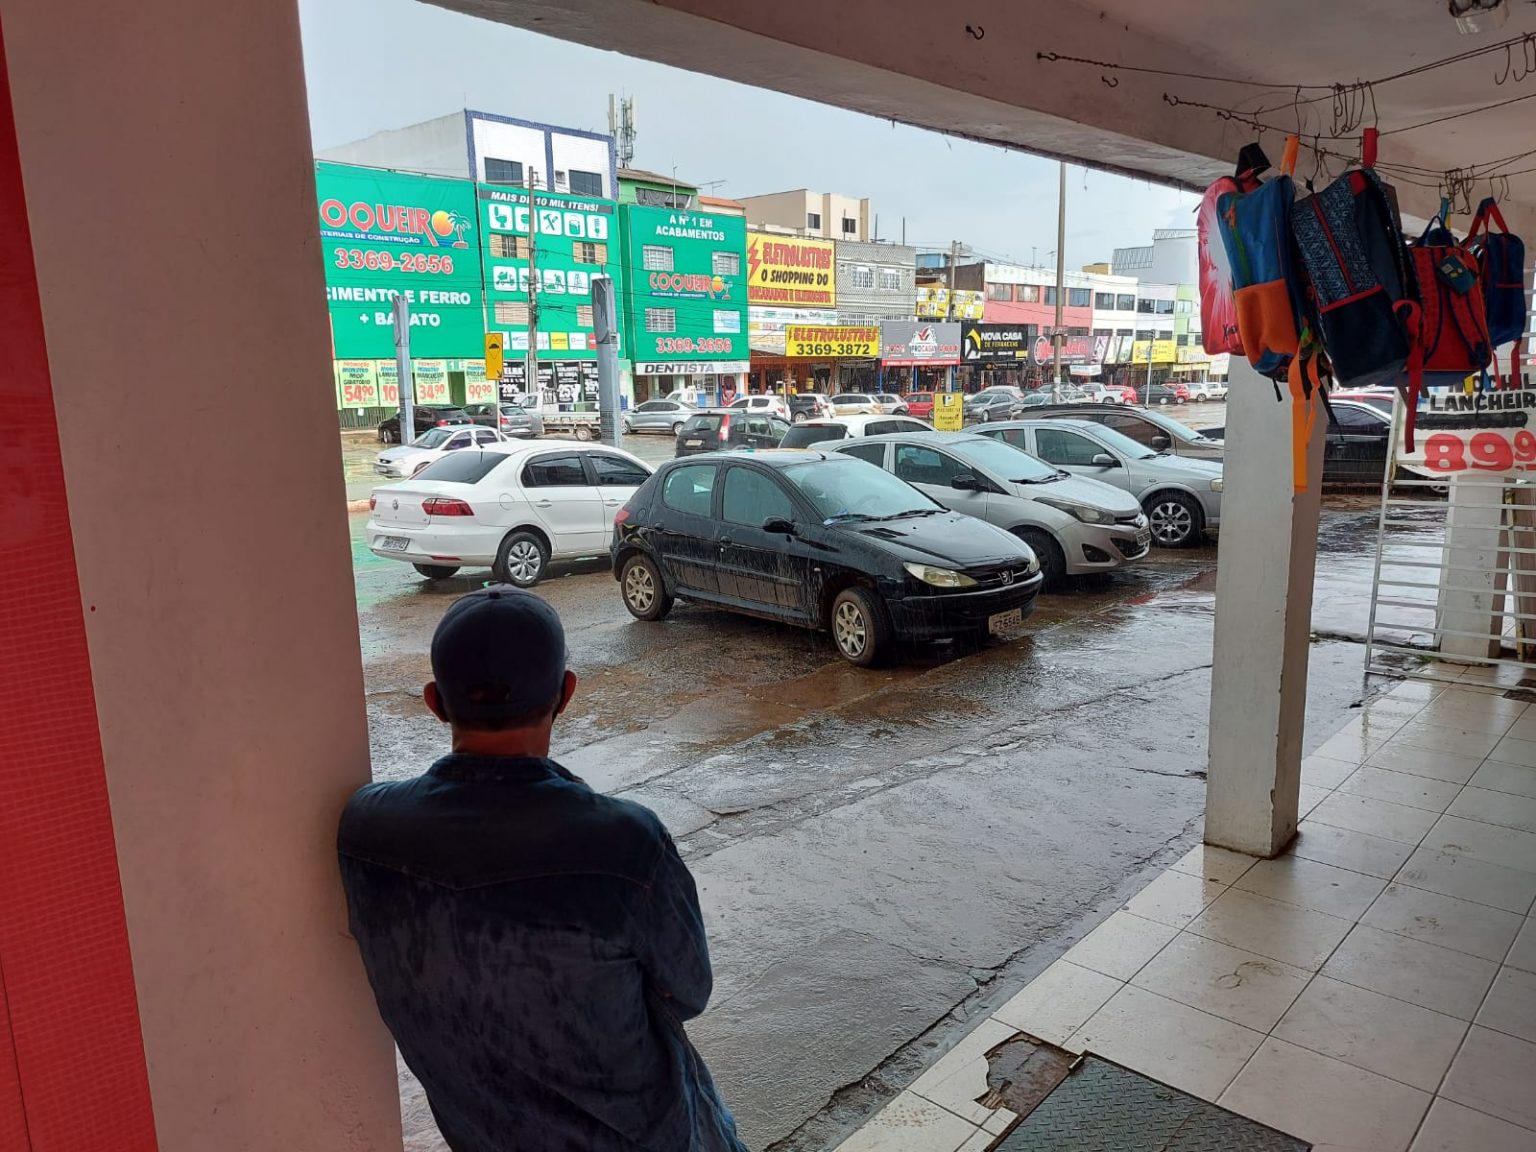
339;586;747;1152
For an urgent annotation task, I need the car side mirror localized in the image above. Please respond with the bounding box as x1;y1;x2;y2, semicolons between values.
1092;453;1119;467
951;474;980;491
1151;436;1171;450
762;516;797;536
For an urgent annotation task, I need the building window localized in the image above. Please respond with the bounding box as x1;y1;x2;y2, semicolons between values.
1092;328;1112;340
1068;288;1091;308
713;310;741;334
807;211;822;230
1117;293;1136;311
490;234;528;259
1068;326;1090;337
1116;328;1133;340
1094;292;1115;310
1043;287;1058;306
642;245;674;272
878;267;902;291
1017;285;1041;303
842;217;857;235
1135;329;1156;341
484;157;524;186
1175;299;1193;314
494;301;529;325
1155;299;1175;315
567;169;603;197
635;187;691;209
577;305;594;327
1136;298;1155;314
645;308;676;333
712;251;740;277
851;265;875;289
986;282;1013;301
1176;333;1191;346
573;241;608;264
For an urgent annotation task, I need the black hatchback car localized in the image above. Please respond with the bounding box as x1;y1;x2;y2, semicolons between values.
377;405;474;443
675;409;793;456
610;451;1043;665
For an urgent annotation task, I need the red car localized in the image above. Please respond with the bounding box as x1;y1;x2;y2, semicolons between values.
1170;382;1191;402
1113;384;1139;404
904;391;935;420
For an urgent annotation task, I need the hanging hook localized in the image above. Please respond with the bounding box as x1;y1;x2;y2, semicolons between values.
1496;43;1513;85
965;24;984;39
1101;74;1119;88
1293;85;1304;136
1307;135;1324;191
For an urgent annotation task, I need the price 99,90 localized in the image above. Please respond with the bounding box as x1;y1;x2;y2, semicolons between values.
1423;430;1536;473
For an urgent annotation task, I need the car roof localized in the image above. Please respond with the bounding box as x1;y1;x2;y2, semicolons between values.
796;414;921;429
661;449;840;469
841;430;994;446
983;418;1102;432
448;438;634;459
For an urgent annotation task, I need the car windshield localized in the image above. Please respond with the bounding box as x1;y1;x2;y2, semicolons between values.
1140;411;1209;444
779;424;848;448
952;437;1060;482
411;427;457;448
500;405;526;416
1081;424;1159;460
783;458;942;522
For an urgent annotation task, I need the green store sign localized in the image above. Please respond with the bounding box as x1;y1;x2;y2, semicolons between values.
621;205;749;365
316;162;485;360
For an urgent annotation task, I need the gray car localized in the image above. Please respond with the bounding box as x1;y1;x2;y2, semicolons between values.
466;402;544;439
1025;404;1225;461
832;431;1149;587
624;398;696;435
975;419;1223;548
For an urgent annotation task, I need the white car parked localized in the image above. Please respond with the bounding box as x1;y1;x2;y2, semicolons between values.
367;440;653;585
1189;381;1229;402
729;394;791;420
778;414;934;449
373;424;507;479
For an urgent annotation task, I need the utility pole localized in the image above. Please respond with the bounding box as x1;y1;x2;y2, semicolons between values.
946;239;960;394
1052;161;1066;402
393;294;414;442
525;168;540;408
593;276;622;447
1145;334;1156;404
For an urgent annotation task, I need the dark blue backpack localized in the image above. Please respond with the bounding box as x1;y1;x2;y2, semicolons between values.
1462;197;1527;386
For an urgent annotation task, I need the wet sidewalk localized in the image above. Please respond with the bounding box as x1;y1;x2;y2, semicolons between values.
832;669;1536;1152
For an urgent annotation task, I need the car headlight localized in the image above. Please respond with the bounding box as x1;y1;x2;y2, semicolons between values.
903;562;979;588
1036;497;1116;525
1210;477;1224;492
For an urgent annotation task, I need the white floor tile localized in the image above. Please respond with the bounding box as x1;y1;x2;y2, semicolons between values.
1297;782;1330;819
1425;814;1536;875
1409;1098;1536;1152
1448;787;1536;835
1321;923;1499;1020
1291;820;1416;879
1478;966;1536;1046
1307;791;1441;845
908;1018;1017;1126
1366;741;1486;784
1387;679;1443;703
1314;726;1396;765
990;960;1121;1048
1362;884;1525;961
1441;1025;1536;1131
1505;712;1536;744
1509;918;1536;974
1419;695;1527;735
1494;735;1536;769
1303;754;1363;791
955;1133;995;1152
1060;911;1179;982
1339;765;1465;813
1235;854;1388;921
1393;719;1505;759
1170;843;1259;886
1130;932;1310;1032
980;1107;1016;1136
1186;888;1354;972
1067;984;1263;1101
1272;975;1468;1092
1219;1037;1430;1151
1121;869;1226;930
1396;846;1536;914
831;1091;979;1152
1471;759;1536;800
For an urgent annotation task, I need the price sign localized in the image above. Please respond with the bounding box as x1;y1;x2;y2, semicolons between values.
414;360;449;404
1400;389;1536;475
335;360;379;408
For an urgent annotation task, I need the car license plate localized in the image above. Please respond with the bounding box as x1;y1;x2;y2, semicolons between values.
380;536;410;552
1136;530;1152;551
989;608;1023;634
685;438;703;447
373;464;392;475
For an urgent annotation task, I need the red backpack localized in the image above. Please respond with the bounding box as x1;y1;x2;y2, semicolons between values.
1197;169;1259;356
1400;218;1493;446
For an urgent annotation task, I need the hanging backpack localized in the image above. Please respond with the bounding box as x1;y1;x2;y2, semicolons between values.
1217;136;1326;490
1462;196;1527;386
1402;218;1493;398
1197;162;1261;356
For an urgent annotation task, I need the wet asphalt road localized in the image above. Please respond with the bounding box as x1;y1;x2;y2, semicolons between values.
345;413;1443;1151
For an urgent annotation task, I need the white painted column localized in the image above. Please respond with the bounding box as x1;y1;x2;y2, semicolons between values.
1205;360;1327;857
1436;476;1506;661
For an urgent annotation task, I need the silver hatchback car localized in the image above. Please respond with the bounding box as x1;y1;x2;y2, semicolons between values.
974;419;1223;548
831;431;1150;587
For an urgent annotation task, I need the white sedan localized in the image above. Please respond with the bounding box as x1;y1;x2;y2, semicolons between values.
373;424;507;479
366;440;653;586
1190;382;1229;402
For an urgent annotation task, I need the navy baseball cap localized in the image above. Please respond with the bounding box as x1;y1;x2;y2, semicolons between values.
430;586;568;724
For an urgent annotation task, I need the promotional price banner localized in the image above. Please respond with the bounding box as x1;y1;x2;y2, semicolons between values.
335;360;379;408
413;360;450;404
785;325;879;358
1401;389;1536;475
377;360;401;406
465;380;496;405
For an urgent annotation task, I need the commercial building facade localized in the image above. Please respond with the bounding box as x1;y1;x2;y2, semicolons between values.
738;188;872;241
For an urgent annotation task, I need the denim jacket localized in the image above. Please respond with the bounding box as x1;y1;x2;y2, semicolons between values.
338;754;747;1152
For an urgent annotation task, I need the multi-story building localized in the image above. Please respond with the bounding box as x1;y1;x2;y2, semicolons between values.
738;189;872;241
1111;229;1221;385
618;168;698;209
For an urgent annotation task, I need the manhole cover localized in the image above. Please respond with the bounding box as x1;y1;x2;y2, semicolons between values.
991;1055;1309;1151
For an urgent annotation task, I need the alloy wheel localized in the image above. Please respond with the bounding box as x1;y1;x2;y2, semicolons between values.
624;564;656;612
1149;500;1194;546
833;601;868;658
505;540;543;582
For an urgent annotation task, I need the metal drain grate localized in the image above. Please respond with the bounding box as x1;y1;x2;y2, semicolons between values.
992;1055;1309;1151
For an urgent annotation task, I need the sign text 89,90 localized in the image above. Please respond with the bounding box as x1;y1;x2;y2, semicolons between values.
1422;430;1536;473
333;248;456;275
655;337;733;354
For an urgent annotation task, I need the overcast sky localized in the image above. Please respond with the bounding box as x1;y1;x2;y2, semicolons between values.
298;0;1197;271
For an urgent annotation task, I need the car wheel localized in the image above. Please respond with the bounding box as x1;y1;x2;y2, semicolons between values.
1017;528;1066;590
411;563;460;580
1146;491;1204;548
574;424;594;441
622;419;634;434
494;530;549;587
792;411;807;423
1159;397;1171;405
672;421;685;436
620;553;673;621
830;586;889;667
